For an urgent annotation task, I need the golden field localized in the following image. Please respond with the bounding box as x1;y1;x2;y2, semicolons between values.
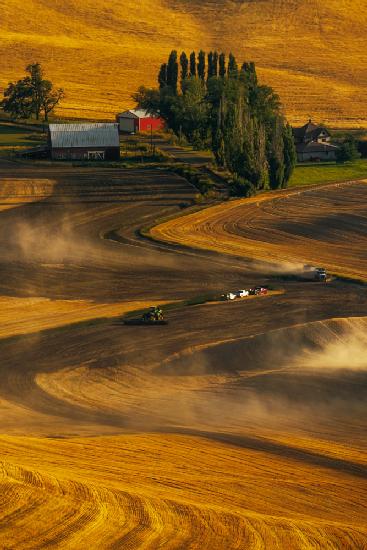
0;166;366;548
152;180;367;282
1;429;366;549
1;0;367;126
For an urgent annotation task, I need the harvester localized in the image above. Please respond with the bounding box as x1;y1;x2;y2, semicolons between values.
124;306;167;325
303;265;328;282
314;267;327;282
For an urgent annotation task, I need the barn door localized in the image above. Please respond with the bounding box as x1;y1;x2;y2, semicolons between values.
88;151;105;160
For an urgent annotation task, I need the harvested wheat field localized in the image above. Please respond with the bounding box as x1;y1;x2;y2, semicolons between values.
0;163;366;549
152;180;367;282
2;0;367;125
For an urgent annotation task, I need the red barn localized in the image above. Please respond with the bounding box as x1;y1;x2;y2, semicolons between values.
116;109;164;134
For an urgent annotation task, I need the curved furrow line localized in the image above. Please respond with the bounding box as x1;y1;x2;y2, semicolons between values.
151;181;367;279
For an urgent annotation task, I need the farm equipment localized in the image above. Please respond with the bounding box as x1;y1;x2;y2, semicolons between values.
124;306;168;325
303;265;328;282
314;268;327;282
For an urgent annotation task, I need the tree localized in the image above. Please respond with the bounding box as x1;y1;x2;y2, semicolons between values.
207;52;214;79
213;51;218;77
175;78;209;146
219;53;226;78
26;63;43;119
134;50;291;195
180;52;189;85
198;50;206;80
282;124;297;186
1;79;33;119
228;53;238;78
40;81;64;121
166;50;179;93
189;52;197;77
158;63;167;89
133;86;161;114
336;138;361;163
268;116;285;189
1;63;64;121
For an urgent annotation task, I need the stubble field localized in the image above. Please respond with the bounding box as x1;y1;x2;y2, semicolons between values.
2;0;367;125
0;163;366;548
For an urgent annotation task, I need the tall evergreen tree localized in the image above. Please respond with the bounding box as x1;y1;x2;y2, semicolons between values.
189;52;197;77
166;50;179;93
282;124;297;186
219;53;226;78
198;50;206;80
135;51;292;195
212;92;226;166
207;52;214;79
158;63;167;89
228;53;238;78
180;52;189;85
269;116;285;189
213;51;218;77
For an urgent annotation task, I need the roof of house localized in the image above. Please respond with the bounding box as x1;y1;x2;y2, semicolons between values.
293;120;331;142
49;123;119;148
296;141;339;153
117;109;158;119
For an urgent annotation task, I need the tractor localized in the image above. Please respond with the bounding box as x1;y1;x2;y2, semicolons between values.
124;306;167;325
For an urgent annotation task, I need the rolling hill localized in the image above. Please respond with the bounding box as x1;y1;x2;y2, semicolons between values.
1;0;367;126
0;163;366;547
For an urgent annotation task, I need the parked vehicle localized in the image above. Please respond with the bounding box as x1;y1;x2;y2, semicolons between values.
221;292;237;301
235;289;249;298
222;286;268;300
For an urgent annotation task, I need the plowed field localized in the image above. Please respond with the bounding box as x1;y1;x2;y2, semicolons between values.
0;164;366;549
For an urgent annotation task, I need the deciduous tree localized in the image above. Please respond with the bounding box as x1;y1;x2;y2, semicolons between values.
1;63;64;121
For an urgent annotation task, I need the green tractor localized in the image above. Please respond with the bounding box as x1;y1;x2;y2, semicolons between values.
124;306;167;326
142;306;165;323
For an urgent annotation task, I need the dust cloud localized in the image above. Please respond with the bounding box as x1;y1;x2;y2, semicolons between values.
298;324;367;371
151;318;367;431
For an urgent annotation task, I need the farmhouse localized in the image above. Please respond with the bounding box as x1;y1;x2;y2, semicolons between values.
116;109;164;134
293;120;339;162
48;123;120;160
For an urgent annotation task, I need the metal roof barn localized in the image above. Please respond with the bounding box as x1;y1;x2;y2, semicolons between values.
48;123;120;161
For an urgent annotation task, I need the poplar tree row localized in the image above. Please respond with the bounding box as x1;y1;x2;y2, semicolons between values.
158;50;242;92
134;50;296;194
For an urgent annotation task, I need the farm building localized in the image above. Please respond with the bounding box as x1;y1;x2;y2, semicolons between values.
116;109;164;134
293;120;339;162
48;123;120;160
